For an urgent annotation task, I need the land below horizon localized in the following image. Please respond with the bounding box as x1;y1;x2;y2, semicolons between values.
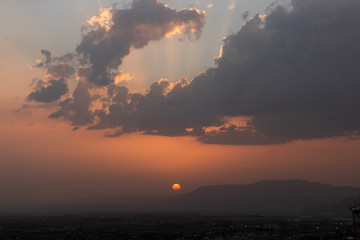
4;179;360;218
0;212;358;240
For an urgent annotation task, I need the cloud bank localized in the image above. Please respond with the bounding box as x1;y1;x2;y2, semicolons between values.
27;0;360;145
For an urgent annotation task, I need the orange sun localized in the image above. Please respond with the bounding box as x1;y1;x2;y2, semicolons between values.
172;183;181;191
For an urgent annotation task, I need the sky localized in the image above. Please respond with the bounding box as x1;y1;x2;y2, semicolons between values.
1;0;360;209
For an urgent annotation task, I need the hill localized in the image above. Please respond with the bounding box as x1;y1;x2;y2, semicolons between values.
12;179;360;216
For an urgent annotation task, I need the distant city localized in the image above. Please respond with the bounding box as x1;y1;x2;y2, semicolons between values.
0;213;358;240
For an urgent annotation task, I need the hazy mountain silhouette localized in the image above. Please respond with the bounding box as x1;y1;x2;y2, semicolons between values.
14;179;360;215
189;179;359;199
171;179;360;214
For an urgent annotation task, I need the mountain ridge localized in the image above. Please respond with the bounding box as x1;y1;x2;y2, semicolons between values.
5;179;360;215
188;179;359;199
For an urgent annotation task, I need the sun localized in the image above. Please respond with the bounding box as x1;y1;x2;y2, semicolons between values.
172;183;181;191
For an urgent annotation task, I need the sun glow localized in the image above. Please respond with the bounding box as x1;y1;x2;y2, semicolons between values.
87;7;113;31
204;116;253;134
114;72;134;84
258;14;267;22
165;25;185;38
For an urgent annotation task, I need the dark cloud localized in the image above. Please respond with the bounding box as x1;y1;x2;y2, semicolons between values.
28;0;360;145
49;81;94;126
196;0;360;144
197;125;285;145
46;64;75;79
76;0;206;85
45;0;206;127
81;0;360;144
242;11;250;20
34;49;51;68
27;79;68;103
41;49;51;61
41;49;51;63
88;76;222;136
29;78;47;91
28;50;74;103
54;52;74;63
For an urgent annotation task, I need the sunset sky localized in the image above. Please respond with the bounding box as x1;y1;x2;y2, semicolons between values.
1;0;360;209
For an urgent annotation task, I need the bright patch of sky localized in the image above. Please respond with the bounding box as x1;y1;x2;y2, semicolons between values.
0;0;275;95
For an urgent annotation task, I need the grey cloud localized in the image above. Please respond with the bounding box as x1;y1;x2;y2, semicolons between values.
28;50;73;103
77;66;92;81
54;53;74;63
27;79;68;103
34;49;51;68
76;0;206;85
48;0;206;127
200;0;360;143
29;79;47;91
41;49;51;63
87;76;223;137
197;125;285;145
49;81;94;126
46;64;75;79
31;0;360;145
80;0;360;144
242;11;250;20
